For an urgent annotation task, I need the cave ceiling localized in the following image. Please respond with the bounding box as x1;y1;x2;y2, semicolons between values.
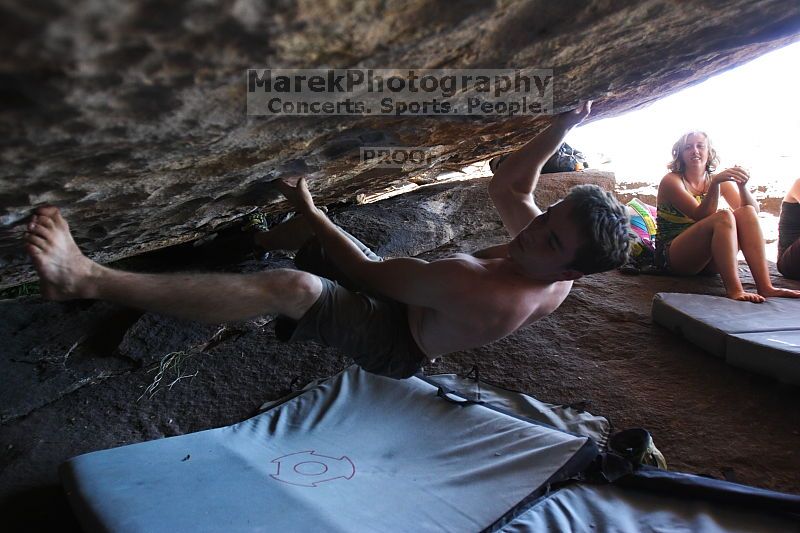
1;0;799;287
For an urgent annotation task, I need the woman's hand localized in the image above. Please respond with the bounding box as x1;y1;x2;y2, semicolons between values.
711;166;750;187
733;165;751;190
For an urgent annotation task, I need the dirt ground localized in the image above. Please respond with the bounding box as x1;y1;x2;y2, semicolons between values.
1;178;799;531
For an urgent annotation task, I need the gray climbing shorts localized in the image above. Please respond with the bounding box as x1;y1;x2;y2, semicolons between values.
275;277;427;379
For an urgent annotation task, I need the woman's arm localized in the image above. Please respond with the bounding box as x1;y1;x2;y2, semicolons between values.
658;173;721;221
785;178;800;203
719;167;758;212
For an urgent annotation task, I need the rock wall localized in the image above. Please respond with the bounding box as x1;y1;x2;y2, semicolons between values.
2;0;799;287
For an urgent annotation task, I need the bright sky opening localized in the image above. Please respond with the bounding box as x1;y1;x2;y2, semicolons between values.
569;40;800;192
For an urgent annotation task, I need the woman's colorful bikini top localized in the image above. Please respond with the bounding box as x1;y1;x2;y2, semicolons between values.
656;175;707;246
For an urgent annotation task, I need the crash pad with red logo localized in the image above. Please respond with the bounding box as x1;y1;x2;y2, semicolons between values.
60;366;595;532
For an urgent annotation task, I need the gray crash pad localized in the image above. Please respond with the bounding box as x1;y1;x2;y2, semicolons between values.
499;483;799;532
60;366;594;533
652;293;800;385
61;364;800;532
727;331;800;385
425;373;611;450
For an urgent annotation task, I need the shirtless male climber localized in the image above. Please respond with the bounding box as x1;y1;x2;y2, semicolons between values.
24;101;630;379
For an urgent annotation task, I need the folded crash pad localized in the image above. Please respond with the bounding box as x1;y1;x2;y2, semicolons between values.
61;365;800;532
500;482;799;532
652;293;800;385
423;373;611;450
60;366;595;533
727;331;800;384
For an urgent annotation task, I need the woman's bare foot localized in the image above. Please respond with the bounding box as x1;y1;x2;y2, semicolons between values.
726;290;766;303
24;207;97;300
758;286;800;299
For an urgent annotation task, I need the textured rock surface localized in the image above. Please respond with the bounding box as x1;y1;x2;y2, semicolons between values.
2;0;800;288
1;175;799;530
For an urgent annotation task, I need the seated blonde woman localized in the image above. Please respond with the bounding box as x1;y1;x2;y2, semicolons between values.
778;178;800;280
654;131;800;302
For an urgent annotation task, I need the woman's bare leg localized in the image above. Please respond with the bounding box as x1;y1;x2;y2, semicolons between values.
25;207;322;323
778;240;800;280
667;210;764;302
733;205;800;298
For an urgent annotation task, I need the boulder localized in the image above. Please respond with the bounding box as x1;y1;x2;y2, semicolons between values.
2;0;799;288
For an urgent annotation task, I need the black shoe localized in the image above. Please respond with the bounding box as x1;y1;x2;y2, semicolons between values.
609;428;668;470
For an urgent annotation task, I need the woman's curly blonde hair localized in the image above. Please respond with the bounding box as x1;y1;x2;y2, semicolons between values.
668;131;719;174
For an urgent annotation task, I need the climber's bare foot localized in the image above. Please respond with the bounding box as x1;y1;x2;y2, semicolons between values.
758;286;800;299
24;207;97;300
727;290;765;303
